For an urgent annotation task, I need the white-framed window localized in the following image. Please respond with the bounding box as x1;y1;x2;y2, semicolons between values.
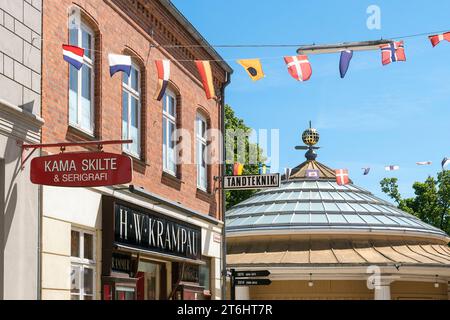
196;113;208;190
69;22;95;134
70;229;96;300
162;90;177;175
122;63;141;157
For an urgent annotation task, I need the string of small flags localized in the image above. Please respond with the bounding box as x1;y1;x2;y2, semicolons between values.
62;45;216;100
61;31;450;101
225;157;449;187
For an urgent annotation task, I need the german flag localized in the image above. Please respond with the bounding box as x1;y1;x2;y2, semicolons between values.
195;60;216;100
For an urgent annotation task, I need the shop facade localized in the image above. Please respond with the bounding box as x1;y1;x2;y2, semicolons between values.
42;185;223;300
40;0;232;300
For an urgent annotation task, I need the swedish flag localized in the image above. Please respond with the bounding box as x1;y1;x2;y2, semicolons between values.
237;59;265;81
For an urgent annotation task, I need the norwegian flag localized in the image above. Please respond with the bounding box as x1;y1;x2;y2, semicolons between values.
335;169;349;186
381;41;406;65
284;55;312;81
429;32;450;47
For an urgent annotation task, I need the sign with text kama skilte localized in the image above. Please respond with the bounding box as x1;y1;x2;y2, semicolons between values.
30;152;132;187
223;173;280;190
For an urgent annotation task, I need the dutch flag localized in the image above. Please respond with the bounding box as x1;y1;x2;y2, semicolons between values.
62;44;84;70
108;54;132;77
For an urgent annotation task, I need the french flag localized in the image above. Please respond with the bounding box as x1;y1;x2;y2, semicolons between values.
154;60;170;101
62;44;84;70
108;54;132;77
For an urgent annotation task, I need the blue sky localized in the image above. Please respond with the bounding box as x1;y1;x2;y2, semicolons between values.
172;0;450;200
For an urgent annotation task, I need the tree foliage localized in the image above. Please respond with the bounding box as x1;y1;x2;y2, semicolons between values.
380;171;450;235
224;104;265;209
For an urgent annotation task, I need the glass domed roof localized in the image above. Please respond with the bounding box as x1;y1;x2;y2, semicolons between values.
226;160;448;239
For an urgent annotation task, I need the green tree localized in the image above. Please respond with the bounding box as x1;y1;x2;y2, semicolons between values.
380;171;450;235
224;104;265;209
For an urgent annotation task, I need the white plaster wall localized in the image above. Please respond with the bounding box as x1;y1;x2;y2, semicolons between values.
0;102;43;299
43;186;102;229
0;134;39;299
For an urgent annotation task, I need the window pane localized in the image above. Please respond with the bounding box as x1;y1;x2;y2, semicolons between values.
83;268;94;295
84;233;93;260
163;117;167;168
168;121;176;172
122;91;129;140
122;72;129;86
69;28;78;46
69;65;78;124
130;97;139;155
71;295;80;300
168;95;175;116
71;231;80;257
131;67;139;91
328;214;347;223
70;265;81;293
81;29;92;59
199;260;210;291
81;65;92;130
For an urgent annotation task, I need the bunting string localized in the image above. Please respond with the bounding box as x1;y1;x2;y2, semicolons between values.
35;27;450;61
52;26;450;99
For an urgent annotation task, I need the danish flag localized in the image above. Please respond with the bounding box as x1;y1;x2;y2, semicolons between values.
335;169;349;186
381;41;406;65
429;32;450;47
284;55;312;81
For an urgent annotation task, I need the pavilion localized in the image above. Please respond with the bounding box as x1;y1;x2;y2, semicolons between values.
226;126;450;300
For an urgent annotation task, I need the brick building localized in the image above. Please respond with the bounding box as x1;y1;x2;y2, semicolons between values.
41;0;232;300
0;0;42;299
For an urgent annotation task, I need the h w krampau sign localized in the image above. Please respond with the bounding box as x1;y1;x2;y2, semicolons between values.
30;152;132;187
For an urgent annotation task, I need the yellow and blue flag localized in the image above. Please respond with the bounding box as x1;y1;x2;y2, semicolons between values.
237;59;265;81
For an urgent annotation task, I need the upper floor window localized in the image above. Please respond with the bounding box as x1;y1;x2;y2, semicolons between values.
196;113;207;190
162;90;177;175
69;22;95;134
122;64;141;157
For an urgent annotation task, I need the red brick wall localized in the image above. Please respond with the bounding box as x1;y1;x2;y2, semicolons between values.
42;0;228;219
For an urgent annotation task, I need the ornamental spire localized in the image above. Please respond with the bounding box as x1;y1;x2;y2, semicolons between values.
295;121;320;161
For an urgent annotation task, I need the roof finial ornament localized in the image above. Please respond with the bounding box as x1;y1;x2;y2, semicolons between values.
295;121;320;161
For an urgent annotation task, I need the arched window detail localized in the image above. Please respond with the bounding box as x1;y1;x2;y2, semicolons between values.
122;62;141;157
68;20;95;134
196;113;208;191
162;89;177;175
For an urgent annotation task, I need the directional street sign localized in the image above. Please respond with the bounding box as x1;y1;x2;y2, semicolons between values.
223;173;280;190
235;270;271;278
235;279;272;286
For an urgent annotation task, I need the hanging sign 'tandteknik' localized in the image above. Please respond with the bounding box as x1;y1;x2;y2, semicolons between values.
223;173;280;190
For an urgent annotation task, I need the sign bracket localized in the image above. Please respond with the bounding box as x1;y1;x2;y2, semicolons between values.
20;139;132;170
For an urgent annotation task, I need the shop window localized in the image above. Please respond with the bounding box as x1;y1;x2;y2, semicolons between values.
122;63;141;157
196;113;208;191
68;21;95;134
162;90;177;175
199;258;211;293
136;260;165;300
71;229;96;300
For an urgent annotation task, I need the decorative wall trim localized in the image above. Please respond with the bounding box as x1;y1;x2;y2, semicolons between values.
0;98;43;143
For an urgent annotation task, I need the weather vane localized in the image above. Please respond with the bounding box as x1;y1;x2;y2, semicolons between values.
295;121;320;161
